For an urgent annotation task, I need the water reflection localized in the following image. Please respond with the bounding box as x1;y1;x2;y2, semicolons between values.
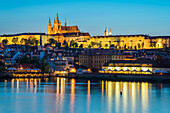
0;78;169;113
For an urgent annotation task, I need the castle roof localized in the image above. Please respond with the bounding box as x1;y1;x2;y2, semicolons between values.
92;34;148;38
61;26;79;31
149;36;170;39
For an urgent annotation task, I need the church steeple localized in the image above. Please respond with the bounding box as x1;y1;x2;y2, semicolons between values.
104;27;108;36
109;28;112;36
65;18;67;27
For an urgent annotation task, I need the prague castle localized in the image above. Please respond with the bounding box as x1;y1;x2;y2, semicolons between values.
47;13;80;34
0;13;170;50
47;13;90;44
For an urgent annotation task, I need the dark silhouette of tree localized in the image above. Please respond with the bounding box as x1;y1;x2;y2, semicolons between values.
57;42;61;48
2;39;8;45
29;37;36;45
35;40;39;47
24;39;29;45
20;38;25;45
142;42;144;49
88;45;91;49
69;40;75;47
99;41;102;48
48;38;55;46
105;44;108;48
124;44;126;50
74;42;78;48
79;44;83;48
138;43;140;49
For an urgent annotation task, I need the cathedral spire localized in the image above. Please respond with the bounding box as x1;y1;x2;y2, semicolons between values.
54;18;55;23
65;18;67;27
48;17;51;26
56;12;59;22
47;17;52;34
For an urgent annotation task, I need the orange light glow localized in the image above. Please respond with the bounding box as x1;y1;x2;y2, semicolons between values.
70;68;76;73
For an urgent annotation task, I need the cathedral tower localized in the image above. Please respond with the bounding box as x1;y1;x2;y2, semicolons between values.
53;13;61;34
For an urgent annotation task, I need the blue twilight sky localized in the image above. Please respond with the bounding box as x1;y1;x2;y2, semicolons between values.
0;0;170;36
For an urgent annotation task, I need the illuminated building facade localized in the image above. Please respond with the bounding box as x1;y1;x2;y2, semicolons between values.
77;30;170;50
79;49;133;69
101;58;170;74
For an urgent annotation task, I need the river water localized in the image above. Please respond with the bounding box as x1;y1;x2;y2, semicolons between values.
0;77;170;113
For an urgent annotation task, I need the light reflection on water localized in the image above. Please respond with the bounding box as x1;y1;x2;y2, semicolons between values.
0;77;170;113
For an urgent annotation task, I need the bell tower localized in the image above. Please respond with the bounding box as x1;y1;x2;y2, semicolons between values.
109;28;112;36
104;27;108;36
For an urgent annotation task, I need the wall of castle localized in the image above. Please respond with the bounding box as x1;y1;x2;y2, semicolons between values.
77;35;154;49
0;35;48;46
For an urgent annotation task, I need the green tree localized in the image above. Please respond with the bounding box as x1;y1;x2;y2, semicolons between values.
99;41;102;48
90;41;95;47
63;40;68;48
31;57;40;66
20;38;25;45
104;44;108;49
48;38;55;46
20;56;31;64
12;37;18;44
69;40;75;47
29;37;36;45
41;62;50;73
163;44;169;51
153;42;156;47
24;39;29;45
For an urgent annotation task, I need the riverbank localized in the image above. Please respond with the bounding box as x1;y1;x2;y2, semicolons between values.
1;72;170;82
55;73;170;82
0;72;49;78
